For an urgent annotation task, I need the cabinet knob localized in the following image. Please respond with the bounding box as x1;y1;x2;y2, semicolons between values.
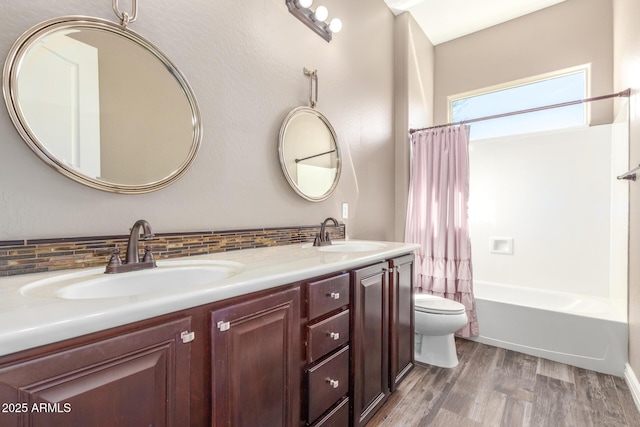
329;332;340;340
329;292;340;300
326;379;339;389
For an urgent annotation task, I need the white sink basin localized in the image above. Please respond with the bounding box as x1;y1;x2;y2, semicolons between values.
316;241;387;253
20;260;245;300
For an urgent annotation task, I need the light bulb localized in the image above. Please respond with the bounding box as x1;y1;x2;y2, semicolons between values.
297;0;313;8
329;18;342;33
314;5;329;22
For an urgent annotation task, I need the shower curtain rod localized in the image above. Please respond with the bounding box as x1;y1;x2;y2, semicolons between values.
409;88;631;134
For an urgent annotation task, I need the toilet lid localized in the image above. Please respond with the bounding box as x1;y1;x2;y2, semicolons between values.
415;294;466;315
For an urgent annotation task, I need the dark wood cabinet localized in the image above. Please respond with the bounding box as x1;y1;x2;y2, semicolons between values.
304;273;350;426
351;261;390;427
307;345;349;423
210;287;301;427
0;317;192;427
389;254;415;391
307;309;350;364
0;251;416;426
307;273;350;321
310;396;349;426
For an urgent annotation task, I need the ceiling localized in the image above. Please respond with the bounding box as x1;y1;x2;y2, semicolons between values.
383;0;566;45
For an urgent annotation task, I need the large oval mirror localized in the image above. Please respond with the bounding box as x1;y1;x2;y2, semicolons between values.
278;107;341;202
2;16;202;193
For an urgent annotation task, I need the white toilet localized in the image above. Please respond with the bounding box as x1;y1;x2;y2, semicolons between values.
414;294;468;368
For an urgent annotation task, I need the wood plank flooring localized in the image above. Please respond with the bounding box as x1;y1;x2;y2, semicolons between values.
368;339;640;426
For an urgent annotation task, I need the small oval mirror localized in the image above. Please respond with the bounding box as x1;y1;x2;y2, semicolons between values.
3;16;202;193
278;107;341;202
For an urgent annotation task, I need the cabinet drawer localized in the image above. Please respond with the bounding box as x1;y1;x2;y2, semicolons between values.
307;310;350;363
308;274;350;320
310;397;349;427
307;346;349;424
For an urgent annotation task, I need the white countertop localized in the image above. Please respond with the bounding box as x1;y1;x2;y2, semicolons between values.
0;240;419;357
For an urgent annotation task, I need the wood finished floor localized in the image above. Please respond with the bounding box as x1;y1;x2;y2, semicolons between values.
368;339;640;427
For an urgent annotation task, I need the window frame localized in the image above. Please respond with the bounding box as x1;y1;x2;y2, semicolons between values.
447;65;591;140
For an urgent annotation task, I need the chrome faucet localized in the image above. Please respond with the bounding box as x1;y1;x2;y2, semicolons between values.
105;219;157;274
314;217;339;247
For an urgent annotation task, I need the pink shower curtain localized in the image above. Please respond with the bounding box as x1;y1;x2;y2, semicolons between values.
405;125;478;337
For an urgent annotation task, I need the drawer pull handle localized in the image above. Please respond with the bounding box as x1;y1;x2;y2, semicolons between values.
181;331;195;343
329;292;340;300
329;332;340;340
327;379;339;389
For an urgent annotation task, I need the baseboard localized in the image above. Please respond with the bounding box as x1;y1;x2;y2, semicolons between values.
624;363;640;413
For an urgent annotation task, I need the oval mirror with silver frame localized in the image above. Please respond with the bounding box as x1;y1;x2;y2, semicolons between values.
3;16;202;193
278;106;341;202
279;69;341;202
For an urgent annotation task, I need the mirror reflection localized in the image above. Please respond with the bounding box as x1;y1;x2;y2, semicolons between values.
279;107;340;201
4;17;201;193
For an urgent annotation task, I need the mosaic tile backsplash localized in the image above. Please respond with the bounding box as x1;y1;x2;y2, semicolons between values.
0;224;346;277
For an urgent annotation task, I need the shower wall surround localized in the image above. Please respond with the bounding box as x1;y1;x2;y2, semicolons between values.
0;0;395;241
467;118;630;324
469;125;616;298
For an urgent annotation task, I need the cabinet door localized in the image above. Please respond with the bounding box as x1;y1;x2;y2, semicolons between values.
0;317;192;427
389;254;415;391
211;287;300;427
351;262;389;427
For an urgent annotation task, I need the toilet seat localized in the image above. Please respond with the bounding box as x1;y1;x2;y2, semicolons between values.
415;294;466;315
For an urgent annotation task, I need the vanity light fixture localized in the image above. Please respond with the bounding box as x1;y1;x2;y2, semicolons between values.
297;0;313;8
328;18;342;33
313;5;329;22
285;0;342;42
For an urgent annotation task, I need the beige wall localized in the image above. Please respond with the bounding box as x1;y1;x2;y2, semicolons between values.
0;0;395;240
68;31;194;184
96;37;193;184
433;0;614;126
393;12;435;240
613;0;640;377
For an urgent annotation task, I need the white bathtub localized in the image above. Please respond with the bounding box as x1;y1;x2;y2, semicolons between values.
468;281;628;376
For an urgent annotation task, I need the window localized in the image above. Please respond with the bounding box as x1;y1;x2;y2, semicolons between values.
450;69;587;140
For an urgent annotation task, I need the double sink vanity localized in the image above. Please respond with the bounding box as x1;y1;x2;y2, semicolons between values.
0;236;418;426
